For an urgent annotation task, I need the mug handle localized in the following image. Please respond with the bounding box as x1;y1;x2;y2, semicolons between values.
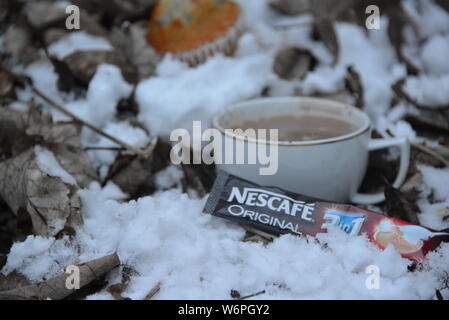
351;137;410;204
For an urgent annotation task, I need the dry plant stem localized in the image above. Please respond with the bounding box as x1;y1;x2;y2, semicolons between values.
412;142;449;167
239;290;266;300
242;225;277;241
84;146;126;151
0;253;120;300
144;282;161;300
0;63;156;159
32;88;155;158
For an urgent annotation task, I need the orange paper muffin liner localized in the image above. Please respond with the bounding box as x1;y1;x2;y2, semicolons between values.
147;0;244;65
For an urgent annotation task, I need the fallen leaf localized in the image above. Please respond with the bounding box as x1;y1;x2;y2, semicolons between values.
0;253;120;300
435;0;449;14
64;50;138;85
386;1;419;75
107;154;154;199
24;1;67;30
405;110;449;136
312;16;339;64
109;22;161;81
2;26;39;65
0;272;31;292
345;66;364;108
384;179;420;224
181;162;216;198
392;79;427;109
48;57;81;93
0;148;83;237
230;289;241;299
106;266;134;300
0;108;97;236
269;0;311;15
273;47;315;80
104;139;167;199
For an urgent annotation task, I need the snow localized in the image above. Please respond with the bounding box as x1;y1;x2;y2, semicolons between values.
1;236;76;282
20;60;64;106
54;64;133;127
136;44;276;136
388;120;417;141
419;165;449;202
402;0;449;38
421;34;449;76
35;146;77;185
154;165;184;190
335;20;406;122
85;121;150;179
18;62;135;176
48;31;113;59
403;74;449;108
3;185;447;299
417;165;449;231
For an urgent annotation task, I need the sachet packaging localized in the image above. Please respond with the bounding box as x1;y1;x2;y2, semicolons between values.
204;171;449;261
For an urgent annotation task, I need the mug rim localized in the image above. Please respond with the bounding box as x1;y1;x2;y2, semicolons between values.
212;96;372;146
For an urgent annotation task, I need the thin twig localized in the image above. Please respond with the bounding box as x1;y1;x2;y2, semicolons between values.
412;142;449;167
239;290;266;300
32;88;156;158
0;63;157;159
144;282;161;300
84;146;126;151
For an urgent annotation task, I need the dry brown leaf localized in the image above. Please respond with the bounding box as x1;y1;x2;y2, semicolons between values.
106;266;135;300
0;253;120;300
24;1;67;29
72;0;156;25
310;0;356;64
0;148;83;237
104;138;163;199
393;79;449;111
269;0;311;15
0;71;14;97
106;153;154;199
2;26;39;65
385;181;420;224
312;17;339;64
43;28;69;47
273;47;315;80
435;0;449;14
110;22;161;81
0;107;97;186
0;272;31;292
404;110;449;136
63;50;137;84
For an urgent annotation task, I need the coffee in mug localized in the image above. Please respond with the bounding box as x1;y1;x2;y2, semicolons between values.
231;114;359;142
212;97;410;204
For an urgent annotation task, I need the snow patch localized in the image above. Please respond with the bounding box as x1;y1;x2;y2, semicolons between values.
48;31;113;59
35;146;77;185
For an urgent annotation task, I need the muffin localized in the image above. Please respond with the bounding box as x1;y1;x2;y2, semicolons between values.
147;0;244;66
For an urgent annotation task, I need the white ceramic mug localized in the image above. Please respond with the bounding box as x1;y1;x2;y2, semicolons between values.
212;97;410;204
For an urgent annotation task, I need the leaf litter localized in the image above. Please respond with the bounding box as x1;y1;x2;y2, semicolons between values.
0;0;449;300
